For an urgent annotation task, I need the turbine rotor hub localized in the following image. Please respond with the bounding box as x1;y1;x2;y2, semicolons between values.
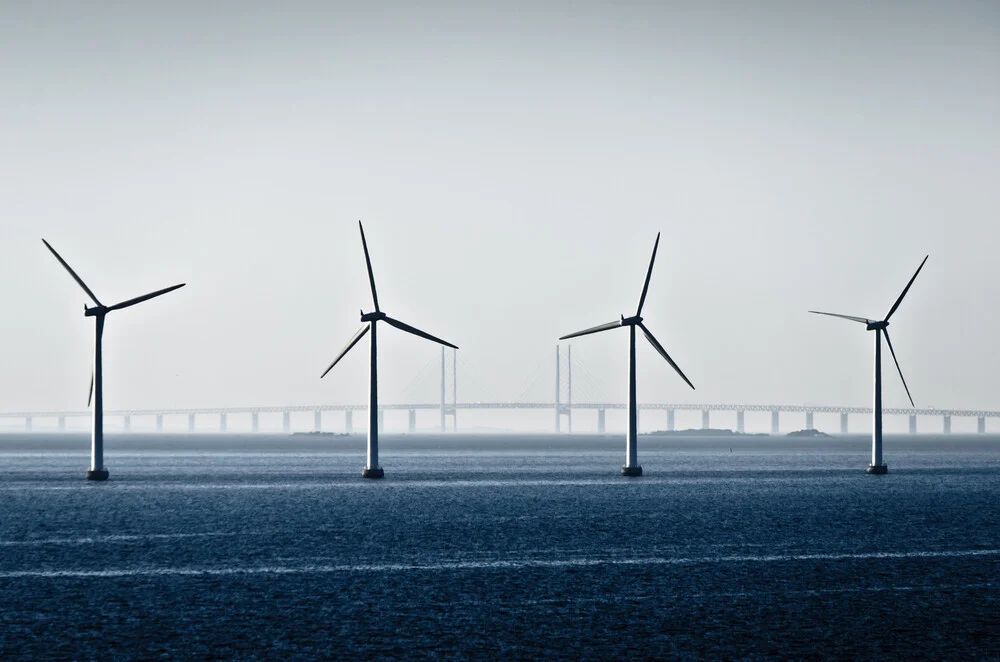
360;311;386;323
84;305;108;317
621;314;643;326
867;320;888;331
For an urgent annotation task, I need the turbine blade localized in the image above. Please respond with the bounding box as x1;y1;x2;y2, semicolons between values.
320;325;370;378
87;372;94;408
883;329;914;407
41;239;103;307
884;255;929;322
808;310;873;324
559;320;621;341
384;316;458;349
107;283;186;312
358;221;380;312
638;322;695;390
636;232;660;316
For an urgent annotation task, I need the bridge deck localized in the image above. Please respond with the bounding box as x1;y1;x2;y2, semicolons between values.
2;403;997;418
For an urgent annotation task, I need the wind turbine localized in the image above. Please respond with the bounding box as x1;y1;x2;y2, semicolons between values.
321;221;458;479
42;239;186;481
560;233;694;476
810;255;928;475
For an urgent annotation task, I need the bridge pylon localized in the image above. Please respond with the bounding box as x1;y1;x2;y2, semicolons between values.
555;345;572;432
440;347;457;432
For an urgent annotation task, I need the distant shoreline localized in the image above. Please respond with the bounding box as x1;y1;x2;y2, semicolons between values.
0;432;997;454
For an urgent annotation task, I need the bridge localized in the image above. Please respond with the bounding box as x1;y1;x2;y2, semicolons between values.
2;346;996;434
1;401;998;435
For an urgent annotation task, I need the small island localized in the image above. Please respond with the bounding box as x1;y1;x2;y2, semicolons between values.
785;428;831;438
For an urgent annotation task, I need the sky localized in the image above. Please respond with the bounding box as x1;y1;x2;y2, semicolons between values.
1;1;998;432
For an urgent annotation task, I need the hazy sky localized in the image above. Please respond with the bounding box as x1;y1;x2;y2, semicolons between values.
1;2;998;431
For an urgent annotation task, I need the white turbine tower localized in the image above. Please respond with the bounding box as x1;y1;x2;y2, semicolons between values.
42;239;186;481
321;221;458;479
810;255;928;474
560;233;694;476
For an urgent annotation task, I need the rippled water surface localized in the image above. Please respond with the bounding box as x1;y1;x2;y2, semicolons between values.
1;433;997;659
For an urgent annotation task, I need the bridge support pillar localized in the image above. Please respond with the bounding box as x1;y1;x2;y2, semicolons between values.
408;409;416;433
378;409;385;434
840;412;848;434
771;410;779;435
251;412;259;433
283;411;291;434
943;415;951;434
597;409;606;434
978;416;985;434
345;410;353;434
314;410;322;432
736;410;744;434
124;415;131;432
156;414;163;432
909;415;917;434
805;412;814;430
25;416;32;432
220;413;227;433
701;409;710;430
58;415;66;431
667;409;675;432
188;413;195;432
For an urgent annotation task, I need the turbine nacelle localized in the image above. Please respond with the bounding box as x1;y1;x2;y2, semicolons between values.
84;305;107;317
866;320;888;331
360;310;387;323
620;314;643;327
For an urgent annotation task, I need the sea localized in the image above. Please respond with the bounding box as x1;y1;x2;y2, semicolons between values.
0;432;997;660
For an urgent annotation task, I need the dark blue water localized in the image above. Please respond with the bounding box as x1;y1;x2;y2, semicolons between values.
1;434;997;659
